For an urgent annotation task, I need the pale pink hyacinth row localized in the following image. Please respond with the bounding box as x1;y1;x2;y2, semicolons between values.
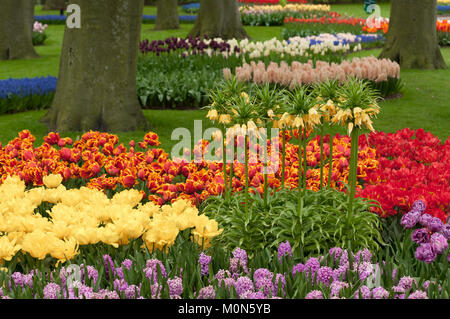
225;56;400;89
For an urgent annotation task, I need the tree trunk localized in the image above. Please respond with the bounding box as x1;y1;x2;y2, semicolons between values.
41;0;148;133
379;0;447;69
189;0;248;40
43;0;66;11
154;0;179;30
0;0;39;60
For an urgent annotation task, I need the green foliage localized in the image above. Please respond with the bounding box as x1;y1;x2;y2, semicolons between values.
201;188;384;257
241;11;328;27
282;21;364;40
32;32;48;46
0;93;54;115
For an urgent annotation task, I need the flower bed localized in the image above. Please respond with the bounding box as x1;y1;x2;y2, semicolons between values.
137;35;365;108
34;15;198;25
437;5;450;14
0;175;221;264
240;4;331;26
0;243;447;299
358;128;450;222
0;129;377;206
0;77;56;115
282;16;366;39
230;56;401;97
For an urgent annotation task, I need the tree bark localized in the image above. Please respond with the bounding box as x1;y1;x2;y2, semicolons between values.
379;0;447;69
154;0;179;31
43;0;66;11
0;0;39;60
41;0;148;133
189;0;249;40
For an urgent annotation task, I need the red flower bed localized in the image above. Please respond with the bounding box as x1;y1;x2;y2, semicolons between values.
1;129;448;222
358;128;450;222
284;15;365;26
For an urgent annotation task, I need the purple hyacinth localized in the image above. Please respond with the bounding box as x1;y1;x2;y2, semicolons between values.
430;232;448;254
124;285;140;299
353;248;372;264
330;281;349;298
43;283;61;299
411;200;426;214
415;243;437;263
304;257;321;281
411;228;430;244
114;279;129;293
329;247;344;263
317;266;333;286
292;263;304;276
357;262;374;281
122;259;133;270
197;285;215;299
234;276;254;297
103;254;115;280
400;211;421;229
198;253;212;276
277;241;292;262
144;259;167;283
305;290;323;299
354;285;371;299
232;248;248;267
407;290;428;299
240;291;266;299
428;217;444;232
167;276;183;298
332;266;347;282
253;269;276;297
85;265;98;286
215;269;232;282
372;287;389;299
418;213;433;227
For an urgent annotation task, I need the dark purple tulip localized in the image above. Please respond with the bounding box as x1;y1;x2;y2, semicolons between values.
400;211;421;229
418;213;433;227
428;217;444;232
415;243;437;264
411;228;430;244
440;224;450;240
430;233;448;254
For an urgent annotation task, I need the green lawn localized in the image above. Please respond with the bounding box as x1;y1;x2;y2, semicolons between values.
35;5;197;16
330;2;391;18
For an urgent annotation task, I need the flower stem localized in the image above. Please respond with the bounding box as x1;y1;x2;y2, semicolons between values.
263;135;268;208
229;161;234;201
297;128;303;216
347;127;360;225
281;129;286;189
245;134;249;216
222;126;227;200
319;125;324;190
302;134;307;193
328;132;333;190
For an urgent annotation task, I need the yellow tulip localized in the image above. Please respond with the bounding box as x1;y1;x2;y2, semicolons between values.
43;174;63;188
